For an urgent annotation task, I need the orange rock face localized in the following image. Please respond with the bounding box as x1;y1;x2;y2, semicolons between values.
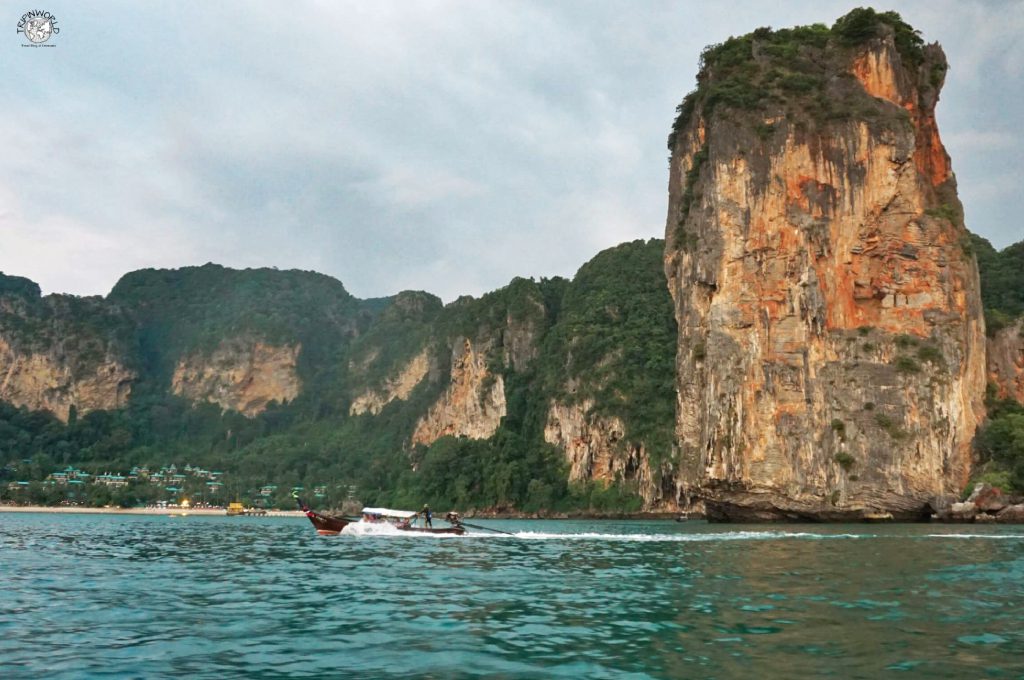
0;336;133;422
664;29;986;519
411;338;506;446
171;340;301;417
544;399;662;507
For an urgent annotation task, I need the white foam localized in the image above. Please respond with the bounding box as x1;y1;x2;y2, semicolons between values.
926;534;1024;540
494;531;873;542
340;521;464;538
342;522;406;537
333;525;1024;542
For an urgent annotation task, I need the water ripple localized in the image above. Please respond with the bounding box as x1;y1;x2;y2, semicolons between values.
2;515;1024;678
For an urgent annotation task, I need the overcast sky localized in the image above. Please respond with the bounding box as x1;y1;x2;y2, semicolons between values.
2;1;1022;302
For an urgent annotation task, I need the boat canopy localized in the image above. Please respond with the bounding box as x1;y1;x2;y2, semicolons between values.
361;507;418;519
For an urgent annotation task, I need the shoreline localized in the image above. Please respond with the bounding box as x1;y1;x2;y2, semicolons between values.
1;506;1020;524
465;511;683;520
0;504;683;521
0;505;305;517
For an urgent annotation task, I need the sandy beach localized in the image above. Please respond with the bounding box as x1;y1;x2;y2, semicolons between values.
0;505;306;517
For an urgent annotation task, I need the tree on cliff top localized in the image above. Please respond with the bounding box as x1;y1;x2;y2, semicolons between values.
668;7;929;150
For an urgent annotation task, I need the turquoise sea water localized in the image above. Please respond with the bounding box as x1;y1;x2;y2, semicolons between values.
2;515;1023;679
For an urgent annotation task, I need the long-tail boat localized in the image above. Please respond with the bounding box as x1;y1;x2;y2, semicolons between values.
358;507;467;535
294;495;465;536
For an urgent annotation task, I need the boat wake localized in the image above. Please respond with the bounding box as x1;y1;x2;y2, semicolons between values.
501;531;1024;542
340;523;464;538
330;526;1024;542
926;533;1024;540
342;523;405;537
497;530;874;542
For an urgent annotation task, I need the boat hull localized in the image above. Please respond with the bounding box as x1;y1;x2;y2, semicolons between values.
294;496;351;535
305;510;350;535
397;525;466;535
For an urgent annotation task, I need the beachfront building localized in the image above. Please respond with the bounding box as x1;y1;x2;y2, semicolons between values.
128;466;152;480
46;467;90;485
95;473;128;488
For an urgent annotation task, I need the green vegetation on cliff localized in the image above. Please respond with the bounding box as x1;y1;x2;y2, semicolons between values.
975;393;1024;493
0;273;136;379
2;231;1019;506
345;290;443;394
971;235;1024;334
539;239;677;462
668;8;926;151
0;240;676;513
109;264;376;415
969;236;1024;493
0;273;42;299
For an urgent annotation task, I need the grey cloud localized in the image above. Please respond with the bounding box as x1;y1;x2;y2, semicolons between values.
1;0;1021;302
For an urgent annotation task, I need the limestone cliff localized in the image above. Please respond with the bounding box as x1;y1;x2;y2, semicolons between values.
0;336;133;422
108;263;365;418
0;276;135;422
350;349;430;415
544;399;661;506
988;319;1024;404
664;12;986;519
501;298;546;372
407;278;551;447
171;340;301;417
411;338;506;445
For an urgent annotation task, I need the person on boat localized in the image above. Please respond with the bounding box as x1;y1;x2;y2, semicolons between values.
421;504;432;527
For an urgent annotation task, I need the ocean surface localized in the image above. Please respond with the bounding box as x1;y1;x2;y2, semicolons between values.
2;514;1023;679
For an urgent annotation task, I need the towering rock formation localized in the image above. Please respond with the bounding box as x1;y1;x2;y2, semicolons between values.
664;10;987;519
